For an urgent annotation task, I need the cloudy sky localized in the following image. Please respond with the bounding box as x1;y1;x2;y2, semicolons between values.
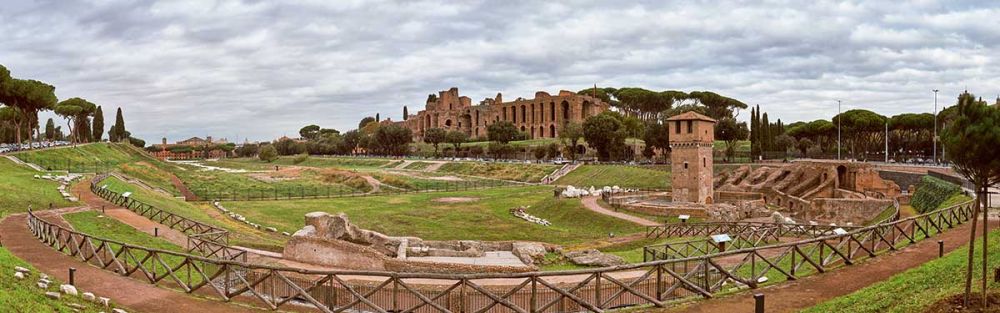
3;0;999;142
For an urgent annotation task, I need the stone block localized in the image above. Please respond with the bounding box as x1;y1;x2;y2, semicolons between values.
511;242;546;265
60;284;78;296
14;271;25;280
44;291;60;300
82;292;96;302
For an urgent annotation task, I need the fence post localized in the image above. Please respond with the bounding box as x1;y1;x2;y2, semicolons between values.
754;293;765;313
68;267;76;286
938;240;944;258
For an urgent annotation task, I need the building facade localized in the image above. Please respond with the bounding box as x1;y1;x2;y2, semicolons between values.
668;112;716;204
398;87;610;141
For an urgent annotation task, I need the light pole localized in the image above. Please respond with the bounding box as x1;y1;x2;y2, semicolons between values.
836;99;842;160
932;89;939;165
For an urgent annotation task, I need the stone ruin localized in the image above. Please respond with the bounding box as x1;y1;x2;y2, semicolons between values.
713;161;900;224
283;212;554;273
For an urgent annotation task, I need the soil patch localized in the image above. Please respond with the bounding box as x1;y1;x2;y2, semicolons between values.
247;166;303;182
432;197;480;203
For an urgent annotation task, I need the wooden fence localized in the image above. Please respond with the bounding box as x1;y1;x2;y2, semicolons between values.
27;197;974;312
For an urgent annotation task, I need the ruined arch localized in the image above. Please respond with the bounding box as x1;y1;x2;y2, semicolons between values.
512;106;517;124
582;100;593;118
531;103;536;124
561;101;570;120
550;102;556;121
550;124;556;138
539;126;545;138
520;105;526;124
445;119;452;128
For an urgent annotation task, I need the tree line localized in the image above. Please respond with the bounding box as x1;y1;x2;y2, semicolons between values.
0;64;136;147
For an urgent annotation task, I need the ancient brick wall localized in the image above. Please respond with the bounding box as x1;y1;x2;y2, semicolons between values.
402;87;609;141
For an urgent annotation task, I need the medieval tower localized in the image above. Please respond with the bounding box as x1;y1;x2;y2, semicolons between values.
667;112;716;204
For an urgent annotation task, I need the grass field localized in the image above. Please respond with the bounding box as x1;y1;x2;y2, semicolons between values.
0;246;110;312
0;158;75;214
435;162;558;182
223;185;644;245
554;165;670;189
804;227;1000;313
98;176;286;251
404;161;434;170
218;156;393;170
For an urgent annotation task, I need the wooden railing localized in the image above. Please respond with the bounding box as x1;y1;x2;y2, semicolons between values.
27;197;975;312
90;174;245;261
643;228;782;262
645;220;863;240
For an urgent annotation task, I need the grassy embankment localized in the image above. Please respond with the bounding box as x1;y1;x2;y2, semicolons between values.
554;164;670;189
0;153;108;311
13;143;181;195
98;176;286;251
435;162;558;183
223;185;644;246
804;221;998;313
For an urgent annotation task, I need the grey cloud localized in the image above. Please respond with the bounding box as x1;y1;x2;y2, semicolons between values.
4;0;1000;142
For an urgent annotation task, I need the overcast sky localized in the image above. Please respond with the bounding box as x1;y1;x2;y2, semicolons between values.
3;0;999;143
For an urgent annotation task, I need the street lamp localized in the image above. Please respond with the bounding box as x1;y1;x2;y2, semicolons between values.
836;99;842;160
932;89;939;165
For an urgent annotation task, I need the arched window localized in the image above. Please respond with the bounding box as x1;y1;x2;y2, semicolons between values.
550;125;556;138
512;106;517;124
550;102;556;121
540;126;545;138
520;105;526;124
561;101;570;120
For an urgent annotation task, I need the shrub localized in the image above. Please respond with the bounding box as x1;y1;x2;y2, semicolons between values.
259;145;278;162
292;153;309;164
911;175;962;213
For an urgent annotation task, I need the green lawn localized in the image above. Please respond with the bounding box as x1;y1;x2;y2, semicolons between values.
64;210;185;253
170;163;364;198
0;246;111;312
404;161;434;170
220;156;393;170
223;185;644;245
435;162;558;183
0;158;75;214
98;176;286;251
804;227;1000;313
554;165;670;189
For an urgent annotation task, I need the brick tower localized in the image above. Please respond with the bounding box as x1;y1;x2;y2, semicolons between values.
667;112;716;204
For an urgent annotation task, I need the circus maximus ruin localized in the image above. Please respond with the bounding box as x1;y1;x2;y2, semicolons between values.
397;87;610;140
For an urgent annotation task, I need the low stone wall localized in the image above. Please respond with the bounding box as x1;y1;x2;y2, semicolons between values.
800;198;894;224
878;170;923;192
283;236;388;271
624;203;708;217
715;191;763;203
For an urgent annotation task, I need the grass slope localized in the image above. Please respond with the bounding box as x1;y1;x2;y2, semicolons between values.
14;143;181;194
0;158;75;214
98;176;286;251
435;162;558;182
224;185;644;245
804;228;1000;313
0;246;110;312
554;165;670;189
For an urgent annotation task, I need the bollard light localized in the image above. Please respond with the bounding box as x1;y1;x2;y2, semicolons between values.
68;267;76;286
154;228;159;237
938;240;944;258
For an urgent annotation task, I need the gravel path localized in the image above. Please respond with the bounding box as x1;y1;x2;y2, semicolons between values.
580;196;661;226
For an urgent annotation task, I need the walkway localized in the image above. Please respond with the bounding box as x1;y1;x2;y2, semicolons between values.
580;196;661;226
0;213;267;313
660;219;998;313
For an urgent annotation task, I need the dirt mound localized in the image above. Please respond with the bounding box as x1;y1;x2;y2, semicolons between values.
432;197;480;203
248;166;303;182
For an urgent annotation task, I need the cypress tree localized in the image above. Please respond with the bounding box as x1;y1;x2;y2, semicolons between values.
761;112;770;153
93;106;104;142
403;106;409;120
44;118;55;140
750;106;758;157
110;107;125;142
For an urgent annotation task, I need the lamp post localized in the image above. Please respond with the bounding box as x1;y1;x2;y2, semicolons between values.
836;99;842;160
932;89;939;165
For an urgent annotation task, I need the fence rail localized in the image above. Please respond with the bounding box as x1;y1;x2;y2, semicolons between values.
646;221;864;240
90;174;246;261
26;193;975;312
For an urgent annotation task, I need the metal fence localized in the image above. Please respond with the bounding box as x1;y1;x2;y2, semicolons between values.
26;196;974;312
189;178;530;202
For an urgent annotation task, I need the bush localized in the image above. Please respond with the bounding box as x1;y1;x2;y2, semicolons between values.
911;175;962;213
292;153;309;164
259;145;278;162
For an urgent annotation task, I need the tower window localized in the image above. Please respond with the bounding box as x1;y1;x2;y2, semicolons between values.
675;121;681;134
683;162;688;169
703;158;706;167
686;120;693;133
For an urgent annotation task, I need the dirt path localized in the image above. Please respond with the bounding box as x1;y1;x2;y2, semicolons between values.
0;213;267;313
580;196;661;226
662;219;999;313
71;180;192;247
168;173;198;201
423;161;448;171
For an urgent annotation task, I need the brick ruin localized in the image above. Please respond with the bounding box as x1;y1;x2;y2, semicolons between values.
397;87;610;141
667;112;716;204
713;161;901;224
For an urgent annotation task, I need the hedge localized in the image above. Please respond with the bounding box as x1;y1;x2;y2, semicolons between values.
911;175;962;213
